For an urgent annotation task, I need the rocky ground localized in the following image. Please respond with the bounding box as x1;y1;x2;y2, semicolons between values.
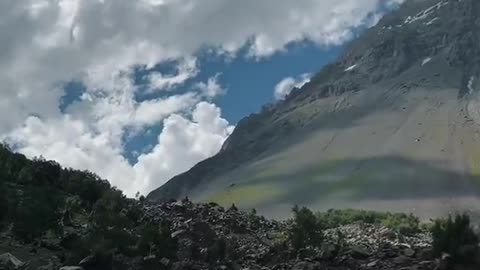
0;199;454;270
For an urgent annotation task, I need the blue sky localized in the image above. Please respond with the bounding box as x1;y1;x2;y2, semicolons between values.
0;0;403;196
121;43;343;163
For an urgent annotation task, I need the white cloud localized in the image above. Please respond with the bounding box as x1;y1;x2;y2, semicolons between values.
274;73;311;100
195;74;225;98
147;58;198;91
134;102;234;193
0;0;404;196
134;93;199;126
5;102;233;196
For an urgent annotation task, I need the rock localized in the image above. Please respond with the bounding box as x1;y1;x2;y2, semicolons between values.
59;267;84;270
171;229;186;238
350;245;371;259
366;260;378;268
78;253;112;270
291;261;319;270
403;248;416;257
393;255;412;266
417;248;434;260
160;257;170;266
0;253;25;270
78;255;95;267
320;243;338;260
171;261;192;270
379;228;397;240
418;260;436;269
436;253;454;270
143;255;160;269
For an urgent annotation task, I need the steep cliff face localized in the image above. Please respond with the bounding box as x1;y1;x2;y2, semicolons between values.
148;0;480;219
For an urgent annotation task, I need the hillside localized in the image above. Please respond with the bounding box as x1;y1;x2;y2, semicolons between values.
2;141;480;269
148;0;480;219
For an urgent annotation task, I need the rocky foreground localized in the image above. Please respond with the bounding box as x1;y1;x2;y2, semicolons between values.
0;199;454;270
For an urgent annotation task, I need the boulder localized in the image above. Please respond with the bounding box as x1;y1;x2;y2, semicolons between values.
0;253;25;270
403;248;416;257
350;245;371;259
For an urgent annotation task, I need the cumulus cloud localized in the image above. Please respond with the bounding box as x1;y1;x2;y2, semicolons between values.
134;102;234;193
147;58;198;92
274;73;311;100
195;74;225;98
5;102;234;195
0;0;404;196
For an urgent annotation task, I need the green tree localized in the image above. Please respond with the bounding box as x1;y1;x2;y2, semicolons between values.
138;220;177;259
13;186;62;242
432;214;479;264
289;205;323;250
0;179;7;226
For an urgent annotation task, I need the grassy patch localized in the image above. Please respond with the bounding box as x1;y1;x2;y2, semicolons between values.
316;208;420;234
205;183;285;207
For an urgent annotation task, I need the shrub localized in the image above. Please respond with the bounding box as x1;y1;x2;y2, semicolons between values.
432;214;479;264
380;213;420;235
13;186;62;242
316;209;420;234
137;220;177;259
289;205;323;250
0;180;7;226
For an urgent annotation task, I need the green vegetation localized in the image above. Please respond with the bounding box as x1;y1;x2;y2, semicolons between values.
432;214;479;264
316;209;420;234
12;185;62;242
138;220;177;259
0;143;177;267
289;205;324;249
287;207;423;250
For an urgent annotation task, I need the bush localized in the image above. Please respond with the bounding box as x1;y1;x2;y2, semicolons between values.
432;214;479;264
13;186;62;242
289;205;323;250
316;209;420;234
0;180;7;226
137;220;177;259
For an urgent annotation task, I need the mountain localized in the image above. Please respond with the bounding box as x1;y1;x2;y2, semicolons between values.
148;0;480;219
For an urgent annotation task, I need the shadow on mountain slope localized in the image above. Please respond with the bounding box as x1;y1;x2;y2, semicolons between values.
200;155;480;219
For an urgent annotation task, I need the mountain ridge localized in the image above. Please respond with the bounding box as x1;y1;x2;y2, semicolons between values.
148;0;480;219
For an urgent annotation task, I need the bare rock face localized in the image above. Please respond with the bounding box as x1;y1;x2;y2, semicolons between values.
148;0;480;220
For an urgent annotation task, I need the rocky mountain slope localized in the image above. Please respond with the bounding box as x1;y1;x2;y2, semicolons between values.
1;137;478;269
148;0;480;219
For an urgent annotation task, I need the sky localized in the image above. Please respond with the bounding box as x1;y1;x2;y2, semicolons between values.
0;0;403;197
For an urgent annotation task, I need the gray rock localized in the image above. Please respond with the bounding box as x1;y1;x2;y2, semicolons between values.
403;248;416;257
291;261;319;270
160;257;170;266
350;245;371;259
171;229;186;238
59;267;84;270
0;253;25;270
436;253;454;270
78;255;95;267
393;255;412;266
366;260;378;268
